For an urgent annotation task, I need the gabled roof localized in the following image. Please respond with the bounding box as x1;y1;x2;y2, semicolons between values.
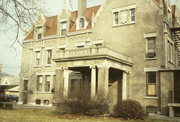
24;16;57;40
69;5;100;32
24;5;101;40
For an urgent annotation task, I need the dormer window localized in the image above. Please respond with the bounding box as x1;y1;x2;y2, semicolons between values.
60;21;67;36
37;26;43;39
79;18;85;29
76;17;88;30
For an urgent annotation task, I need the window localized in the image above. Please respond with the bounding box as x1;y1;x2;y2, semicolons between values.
112;5;136;26
79;18;85;29
113;12;119;25
36;99;41;105
35;51;40;65
168;41;173;63
130;8;135;23
146;37;156;58
146;72;157;96
37;76;43;92
60;21;67;36
37;26;43;39
43;100;49;105
46;50;52;64
45;75;51;92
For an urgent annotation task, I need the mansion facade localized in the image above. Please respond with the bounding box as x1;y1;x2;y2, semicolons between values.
19;0;180;115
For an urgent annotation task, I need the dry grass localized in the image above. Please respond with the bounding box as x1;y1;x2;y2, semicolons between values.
0;109;171;122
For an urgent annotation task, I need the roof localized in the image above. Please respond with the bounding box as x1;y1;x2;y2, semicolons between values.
24;16;57;40
69;5;100;32
155;0;161;3
0;76;20;86
24;5;100;40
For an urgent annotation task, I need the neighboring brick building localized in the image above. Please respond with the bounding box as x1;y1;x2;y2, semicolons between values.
19;0;180;115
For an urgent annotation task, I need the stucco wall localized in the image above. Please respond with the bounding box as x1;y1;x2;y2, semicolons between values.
91;0;167;106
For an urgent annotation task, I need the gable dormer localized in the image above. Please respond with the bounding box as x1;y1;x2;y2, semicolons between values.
58;7;71;37
75;0;89;30
76;17;88;30
34;13;46;40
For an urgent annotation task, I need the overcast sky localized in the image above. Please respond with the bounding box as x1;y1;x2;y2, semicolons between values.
0;0;179;75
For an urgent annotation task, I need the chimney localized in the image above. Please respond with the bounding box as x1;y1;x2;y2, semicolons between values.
78;0;87;17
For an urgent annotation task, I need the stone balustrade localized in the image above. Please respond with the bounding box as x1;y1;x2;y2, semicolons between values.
53;46;132;63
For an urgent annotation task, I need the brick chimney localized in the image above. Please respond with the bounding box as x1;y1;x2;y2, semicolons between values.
78;0;87;17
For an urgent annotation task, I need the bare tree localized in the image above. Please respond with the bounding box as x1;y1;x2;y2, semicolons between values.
0;0;42;47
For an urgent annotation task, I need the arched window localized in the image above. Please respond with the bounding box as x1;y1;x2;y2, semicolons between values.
79;18;85;29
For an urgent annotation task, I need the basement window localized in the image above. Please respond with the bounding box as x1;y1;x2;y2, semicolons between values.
36;99;41;105
43;100;49;105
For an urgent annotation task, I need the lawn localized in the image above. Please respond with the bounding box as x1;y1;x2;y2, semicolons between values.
0;109;170;122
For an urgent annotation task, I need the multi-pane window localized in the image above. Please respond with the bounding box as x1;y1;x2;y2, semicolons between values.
79;18;85;29
146;37;156;58
47;50;52;64
168;41;173;63
37;76;43;92
60;21;67;36
37;27;43;39
112;6;136;26
130;8;135;23
35;51;40;65
45;75;51;92
114;12;119;25
146;72;157;96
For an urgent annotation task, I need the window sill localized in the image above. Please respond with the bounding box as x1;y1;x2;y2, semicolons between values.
145;57;157;60
34;65;41;68
36;92;52;94
59;35;66;38
45;64;52;67
145;96;158;99
112;22;135;28
36;39;43;41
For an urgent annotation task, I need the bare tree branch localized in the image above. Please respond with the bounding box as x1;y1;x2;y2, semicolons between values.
0;0;41;47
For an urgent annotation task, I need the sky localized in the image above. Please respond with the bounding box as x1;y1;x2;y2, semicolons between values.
0;0;179;75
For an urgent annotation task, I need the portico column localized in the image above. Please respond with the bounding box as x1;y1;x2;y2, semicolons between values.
122;72;127;100
63;68;69;98
91;66;96;99
97;66;109;97
54;68;64;102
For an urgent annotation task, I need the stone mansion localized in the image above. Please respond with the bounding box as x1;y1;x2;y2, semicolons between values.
19;0;180;115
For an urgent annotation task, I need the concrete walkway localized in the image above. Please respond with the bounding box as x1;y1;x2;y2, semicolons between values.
148;114;180;122
14;104;53;109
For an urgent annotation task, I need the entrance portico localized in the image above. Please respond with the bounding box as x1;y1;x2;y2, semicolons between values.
53;46;132;105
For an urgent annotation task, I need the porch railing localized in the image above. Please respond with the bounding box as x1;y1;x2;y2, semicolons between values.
53;46;132;63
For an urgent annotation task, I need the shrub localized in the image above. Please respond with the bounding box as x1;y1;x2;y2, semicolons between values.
113;99;145;119
55;95;109;116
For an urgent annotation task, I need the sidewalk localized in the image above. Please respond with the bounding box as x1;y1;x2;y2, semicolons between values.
148;113;180;122
14;104;53;109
